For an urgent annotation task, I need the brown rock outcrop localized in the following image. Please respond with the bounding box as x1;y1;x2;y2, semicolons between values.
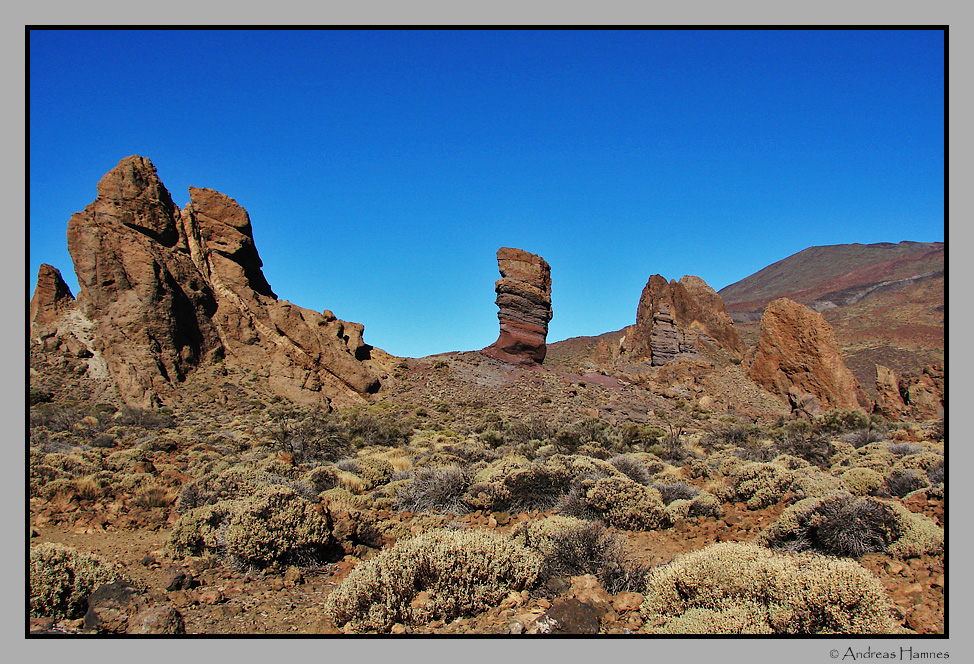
625;274;744;366
748;298;868;414
29;264;75;328
35;155;380;408
482;247;553;366
875;363;944;421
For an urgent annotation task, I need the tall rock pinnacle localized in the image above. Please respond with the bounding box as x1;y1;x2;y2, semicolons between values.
482;247;553;366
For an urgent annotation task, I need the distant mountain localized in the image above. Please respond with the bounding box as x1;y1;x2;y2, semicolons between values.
719;241;944;397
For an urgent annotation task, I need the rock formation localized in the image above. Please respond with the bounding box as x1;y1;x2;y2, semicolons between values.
624;274;744;366
29;264;76;328
482;247;552;366
748;297;868;415
875;364;944;421
32;155;381;408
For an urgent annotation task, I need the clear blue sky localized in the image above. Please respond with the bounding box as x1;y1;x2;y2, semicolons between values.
29;29;944;358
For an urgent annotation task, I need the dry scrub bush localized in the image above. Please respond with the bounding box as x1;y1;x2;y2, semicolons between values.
831;442;896;475
30;542;126;621
717;461;797;509
562;475;667;530
893;451;944;474
788;471;847;501
463;454;622;513
609;454;651;485
839;467;887;497
511;516;651;594
169;486;334;568
395;466;473;514
665;492;722;521
758;493;943;559
324;529;542;632
640;542;901;634
319;486;375;510
356;457;396;490
885;469;930;498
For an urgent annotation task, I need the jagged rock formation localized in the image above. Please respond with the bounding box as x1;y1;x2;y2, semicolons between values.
29;264;75;328
748;298;868;415
875;364;944;421
32;155;381;408
624;274;744;366
482;247;552;366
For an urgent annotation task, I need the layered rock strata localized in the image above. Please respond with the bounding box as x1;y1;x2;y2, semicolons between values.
625;274;745;366
482;247;553;366
33;155;380;408
748;297;868;415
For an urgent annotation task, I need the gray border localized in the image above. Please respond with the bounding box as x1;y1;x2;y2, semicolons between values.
17;5;961;663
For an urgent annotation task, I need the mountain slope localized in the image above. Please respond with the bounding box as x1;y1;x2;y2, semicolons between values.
718;241;944;397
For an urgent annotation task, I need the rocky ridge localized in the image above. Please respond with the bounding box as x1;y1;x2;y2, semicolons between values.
31;155;384;409
623;274;745;366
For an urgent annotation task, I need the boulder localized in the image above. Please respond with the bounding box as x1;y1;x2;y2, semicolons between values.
749;298;868;413
33;155;381;408
482;247;553;366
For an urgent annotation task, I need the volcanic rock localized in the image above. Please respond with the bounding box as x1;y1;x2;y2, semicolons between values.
33;155;380;408
875;363;944;421
29;264;75;328
482;247;553;366
748;298;868;413
624;274;744;366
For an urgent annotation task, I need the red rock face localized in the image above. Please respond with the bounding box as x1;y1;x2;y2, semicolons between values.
29;264;75;329
482;247;553;366
626;274;744;366
748;297;868;414
39;155;380;408
875;363;944;421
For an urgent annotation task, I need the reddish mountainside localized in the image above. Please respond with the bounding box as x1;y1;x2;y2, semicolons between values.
717;242;944;397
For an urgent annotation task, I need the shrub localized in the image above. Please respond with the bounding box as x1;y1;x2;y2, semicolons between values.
788;471;847;501
886;469;930;498
842;427;888;449
888;442;925;457
815;409;870;435
758;493;943;559
652;481;699;505
926;459;944;486
839;467;887;497
774;431;833;469
608;455;651;485
700;423;762;451
324;529;542;632
30;543;125;621
561;474;667;530
512;517;651;594
639;542;901;634
395;466;473;515
464;454;620;514
169;486;335;569
718;461;796;509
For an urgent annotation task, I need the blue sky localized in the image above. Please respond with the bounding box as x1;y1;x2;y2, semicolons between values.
29;29;944;358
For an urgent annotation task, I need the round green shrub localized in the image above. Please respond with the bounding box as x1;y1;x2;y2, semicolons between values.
640;542;902;634
324;529;542;632
30;542;126;621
